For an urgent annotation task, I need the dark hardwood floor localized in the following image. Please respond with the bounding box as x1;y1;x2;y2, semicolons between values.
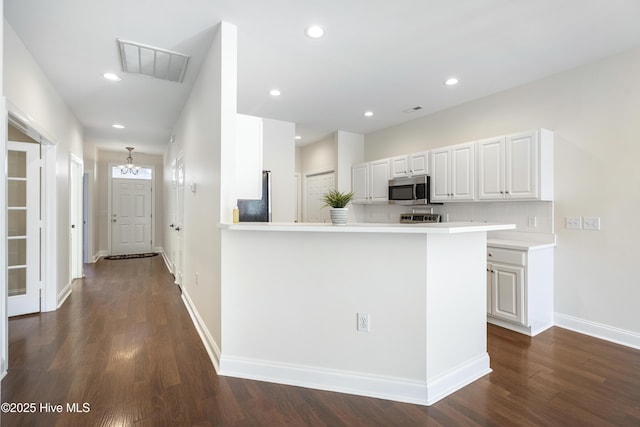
2;256;639;426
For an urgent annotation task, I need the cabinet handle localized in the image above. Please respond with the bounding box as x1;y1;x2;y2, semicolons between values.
488;253;493;257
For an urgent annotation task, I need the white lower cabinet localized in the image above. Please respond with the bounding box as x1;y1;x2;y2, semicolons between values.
486;244;554;336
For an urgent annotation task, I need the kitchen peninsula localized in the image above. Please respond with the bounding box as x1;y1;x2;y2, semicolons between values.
219;221;514;405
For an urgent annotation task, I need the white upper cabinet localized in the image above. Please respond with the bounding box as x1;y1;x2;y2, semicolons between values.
430;142;475;202
477;129;553;201
351;158;390;203
390;151;429;178
409;151;429;175
351;162;369;204
390;155;409;178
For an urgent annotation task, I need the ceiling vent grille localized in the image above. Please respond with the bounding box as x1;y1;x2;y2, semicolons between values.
402;106;424;113
117;38;190;83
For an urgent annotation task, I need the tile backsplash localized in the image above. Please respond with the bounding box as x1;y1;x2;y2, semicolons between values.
358;201;554;235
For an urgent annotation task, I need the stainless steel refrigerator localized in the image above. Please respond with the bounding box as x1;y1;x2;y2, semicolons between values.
237;170;271;222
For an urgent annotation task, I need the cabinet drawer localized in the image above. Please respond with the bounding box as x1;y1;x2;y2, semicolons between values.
487;247;525;266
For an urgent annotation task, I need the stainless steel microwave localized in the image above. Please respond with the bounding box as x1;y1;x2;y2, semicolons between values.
388;174;437;205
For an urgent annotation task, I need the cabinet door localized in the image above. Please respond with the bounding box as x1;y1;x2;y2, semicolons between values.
351;163;369;204
477;137;504;200
506;131;538;199
390;155;409;178
409;151;429;175
369;159;390;202
451;143;475;200
490;263;525;325
430;148;450;201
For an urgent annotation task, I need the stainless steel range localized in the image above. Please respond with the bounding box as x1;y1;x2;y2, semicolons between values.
399;213;441;224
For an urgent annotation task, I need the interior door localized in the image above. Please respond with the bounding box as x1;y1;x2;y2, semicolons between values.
305;172;334;223
111;179;152;255
174;155;184;285
7;141;41;317
70;155;83;279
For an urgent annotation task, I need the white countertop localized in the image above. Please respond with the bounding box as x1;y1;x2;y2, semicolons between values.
487;238;556;250
221;221;515;234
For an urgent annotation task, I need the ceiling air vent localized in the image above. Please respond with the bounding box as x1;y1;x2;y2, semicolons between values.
402;106;424;114
117;38;190;83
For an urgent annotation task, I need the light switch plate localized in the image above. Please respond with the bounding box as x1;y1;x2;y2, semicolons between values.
566;216;582;230
583;217;601;230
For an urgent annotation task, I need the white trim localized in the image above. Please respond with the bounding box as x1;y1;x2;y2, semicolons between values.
218;352;491;406
57;280;73;309
181;287;221;372
1;97;8;375
219;356;428;405
425;353;491;405
157;247;173;275
41;143;58;312
554;313;640;350
487;317;554;337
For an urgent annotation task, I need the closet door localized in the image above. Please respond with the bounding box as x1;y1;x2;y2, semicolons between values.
7;141;41;316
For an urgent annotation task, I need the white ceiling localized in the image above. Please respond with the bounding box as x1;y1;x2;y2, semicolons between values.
5;0;640;154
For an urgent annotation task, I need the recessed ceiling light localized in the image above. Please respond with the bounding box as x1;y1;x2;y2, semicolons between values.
112;124;125;129
269;89;281;97
364;111;374;117
444;77;459;86
294;135;302;140
103;72;121;82
305;25;325;39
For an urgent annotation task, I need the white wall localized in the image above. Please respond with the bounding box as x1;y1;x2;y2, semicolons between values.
164;22;238;367
365;46;640;338
3;20;83;307
300;134;335;174
262;118;296;222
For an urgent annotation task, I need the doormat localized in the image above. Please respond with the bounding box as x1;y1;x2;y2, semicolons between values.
104;253;159;260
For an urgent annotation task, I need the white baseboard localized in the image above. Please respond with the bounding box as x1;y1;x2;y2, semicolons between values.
181;288;221;372
57;281;73;309
219;352;491;406
96;250;109;261
157;248;174;275
554;313;640;350
425;353;492;405
488;317;554;337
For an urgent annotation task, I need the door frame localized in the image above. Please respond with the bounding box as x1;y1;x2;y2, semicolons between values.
2;100;59;378
107;162;156;255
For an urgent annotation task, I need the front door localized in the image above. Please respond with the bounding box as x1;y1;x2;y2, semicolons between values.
111;178;152;255
7;141;41;316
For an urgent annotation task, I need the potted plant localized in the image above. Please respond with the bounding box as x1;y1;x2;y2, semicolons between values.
321;189;355;225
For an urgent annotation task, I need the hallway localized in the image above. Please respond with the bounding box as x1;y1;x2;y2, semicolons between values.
2;256;640;426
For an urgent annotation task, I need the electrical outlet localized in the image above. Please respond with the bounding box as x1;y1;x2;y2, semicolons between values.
528;216;537;227
566;217;582;230
195;272;199;285
357;313;370;332
583;217;601;231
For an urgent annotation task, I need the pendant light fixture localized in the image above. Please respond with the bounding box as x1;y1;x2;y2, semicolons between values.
118;147;141;175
